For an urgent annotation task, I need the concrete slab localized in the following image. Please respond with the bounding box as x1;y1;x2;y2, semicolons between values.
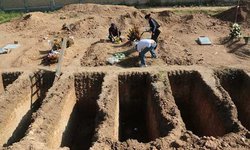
197;36;212;45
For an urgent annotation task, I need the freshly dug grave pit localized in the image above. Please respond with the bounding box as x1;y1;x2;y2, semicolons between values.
168;71;231;137
61;73;104;150
0;72;22;92
118;73;172;143
216;70;250;131
2;71;55;147
30;71;55;107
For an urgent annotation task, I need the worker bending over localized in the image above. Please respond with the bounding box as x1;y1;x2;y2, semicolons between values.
135;39;157;67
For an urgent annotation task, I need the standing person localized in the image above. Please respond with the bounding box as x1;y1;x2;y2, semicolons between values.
108;23;121;43
145;14;161;42
135;39;157;67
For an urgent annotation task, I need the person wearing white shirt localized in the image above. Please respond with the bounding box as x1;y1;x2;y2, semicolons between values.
135;39;157;67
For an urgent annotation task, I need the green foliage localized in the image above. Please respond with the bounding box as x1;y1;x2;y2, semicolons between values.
0;11;22;24
127;26;140;42
172;7;228;15
136;1;234;9
229;23;242;39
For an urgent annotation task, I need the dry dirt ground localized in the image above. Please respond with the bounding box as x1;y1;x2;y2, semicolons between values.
0;3;250;150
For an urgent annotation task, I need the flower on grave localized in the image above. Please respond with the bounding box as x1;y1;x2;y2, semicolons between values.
229;23;242;39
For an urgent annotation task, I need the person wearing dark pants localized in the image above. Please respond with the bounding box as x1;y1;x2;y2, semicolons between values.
151;28;161;42
145;14;161;42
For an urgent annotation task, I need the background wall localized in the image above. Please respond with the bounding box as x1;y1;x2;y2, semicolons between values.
0;0;238;11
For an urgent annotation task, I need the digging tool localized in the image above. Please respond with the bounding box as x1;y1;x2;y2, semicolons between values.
0;75;4;94
140;30;148;39
235;0;241;23
127;26;150;41
54;37;67;82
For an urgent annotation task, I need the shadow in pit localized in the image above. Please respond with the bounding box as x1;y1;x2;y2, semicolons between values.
3;98;41;147
30;71;55;108
61;73;104;150
216;69;250;131
168;71;234;137
119;73;174;143
3;71;55;147
1;72;22;91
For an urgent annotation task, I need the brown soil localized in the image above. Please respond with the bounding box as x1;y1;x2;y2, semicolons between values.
215;6;249;23
0;3;250;150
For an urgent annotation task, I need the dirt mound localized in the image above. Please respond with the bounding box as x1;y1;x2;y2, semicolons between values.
56;4;147;38
60;3;138;15
180;13;227;32
81;41;138;67
155;10;179;24
0;3;249;70
157;39;203;65
12;12;50;30
0;11;62;38
215;6;249;23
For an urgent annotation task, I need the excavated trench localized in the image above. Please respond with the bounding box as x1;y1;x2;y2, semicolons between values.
30;71;55;108
61;73;104;150
168;71;231;137
118;73;172;143
3;71;55;147
217;70;250;131
0;72;22;92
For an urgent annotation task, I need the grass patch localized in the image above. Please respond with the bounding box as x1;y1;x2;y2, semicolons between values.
140;6;231;16
0;11;22;24
171;8;229;15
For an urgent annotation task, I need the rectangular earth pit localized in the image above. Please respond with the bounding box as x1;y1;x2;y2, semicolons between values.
118;73;171;143
3;71;55;147
217;70;250;131
61;73;104;150
168;71;230;137
1;72;22;92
